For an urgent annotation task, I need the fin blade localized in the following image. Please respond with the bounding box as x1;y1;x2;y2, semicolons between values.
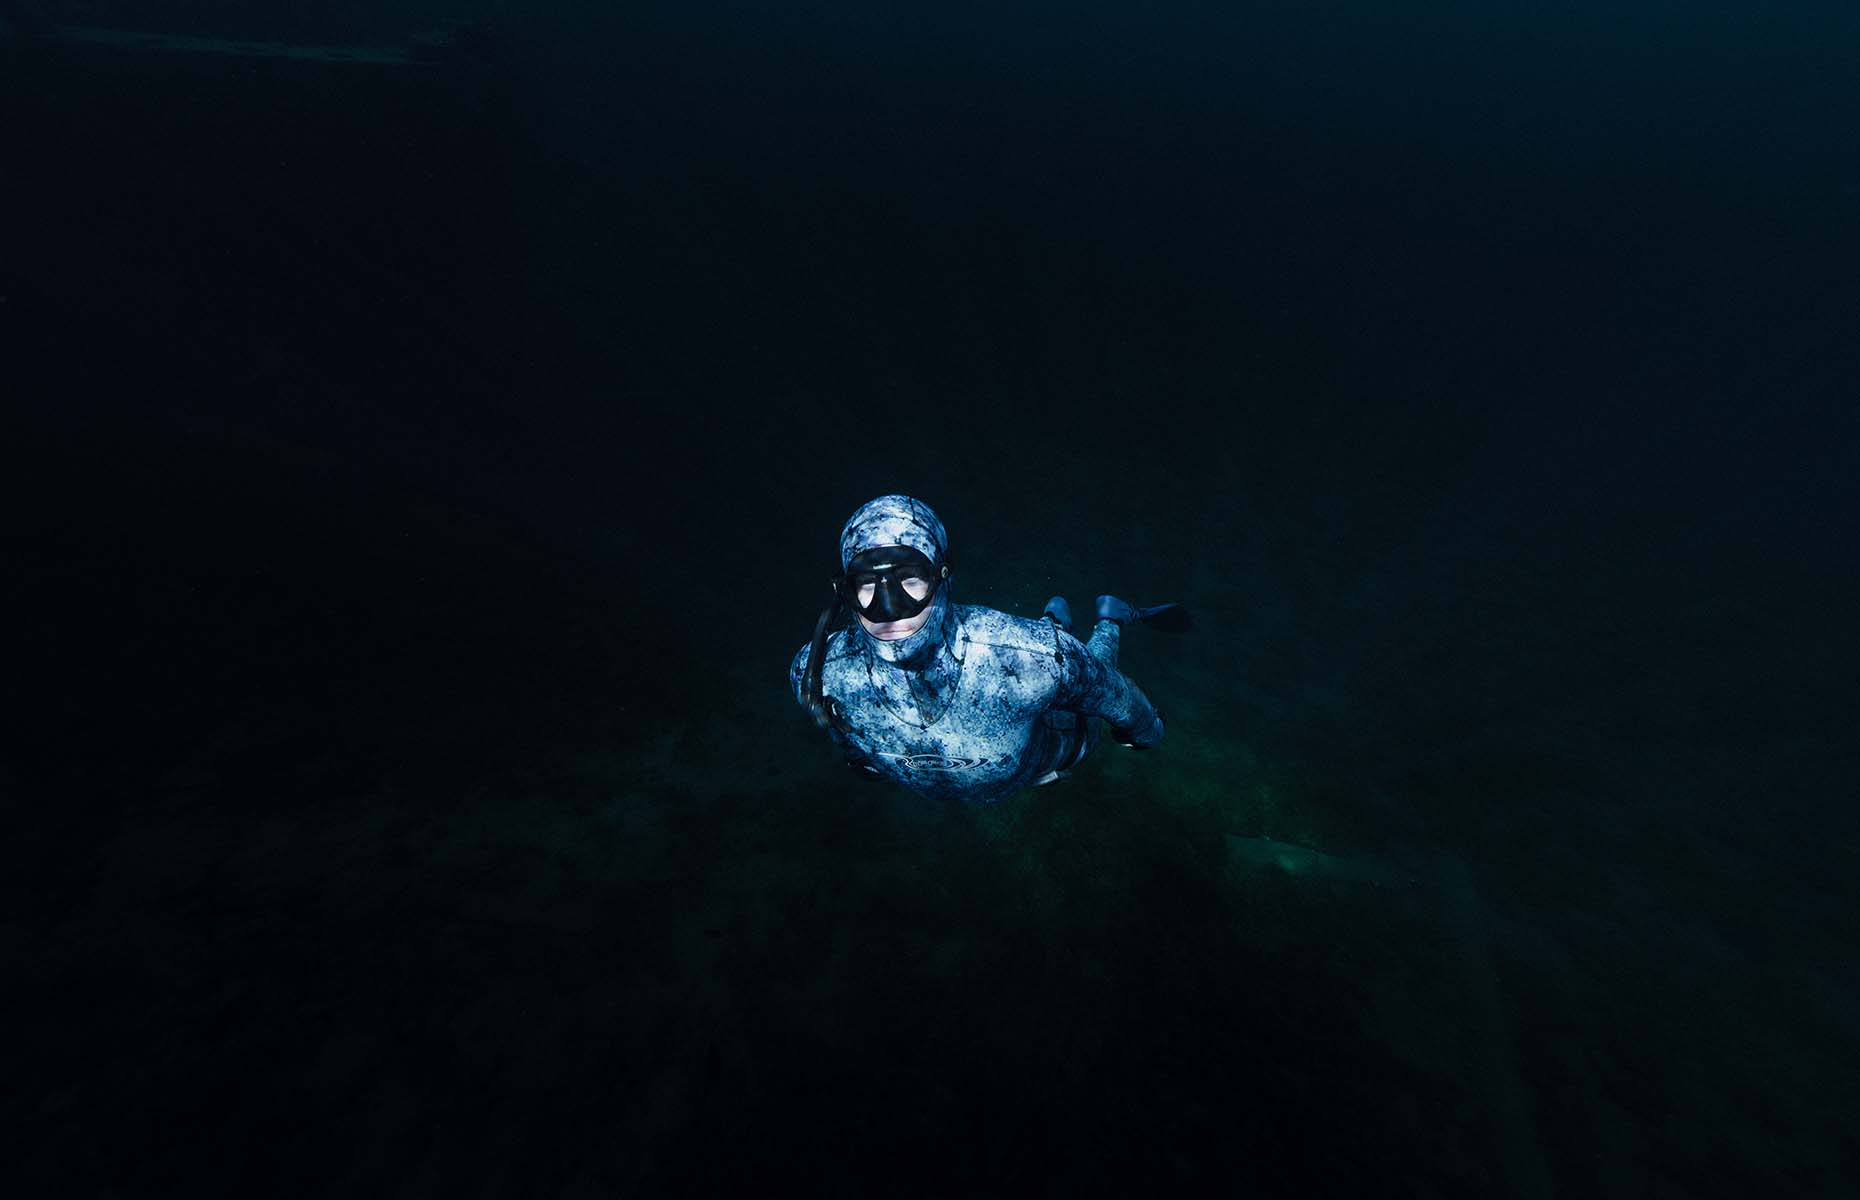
1135;603;1193;632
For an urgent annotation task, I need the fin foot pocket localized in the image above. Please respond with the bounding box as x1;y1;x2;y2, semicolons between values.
1095;596;1193;632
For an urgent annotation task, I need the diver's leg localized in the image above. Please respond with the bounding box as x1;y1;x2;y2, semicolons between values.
1034;706;1099;783
1069;699;1102;768
1084;617;1121;672
1063;619;1118;767
1040;595;1121;672
1038;616;1117;779
1033;709;1078;785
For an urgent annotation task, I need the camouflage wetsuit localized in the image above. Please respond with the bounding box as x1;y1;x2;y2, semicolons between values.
790;495;1163;804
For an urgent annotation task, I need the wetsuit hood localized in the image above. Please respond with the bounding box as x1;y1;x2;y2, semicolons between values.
839;494;955;670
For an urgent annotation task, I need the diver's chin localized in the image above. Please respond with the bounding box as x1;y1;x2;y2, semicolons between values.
862;616;929;642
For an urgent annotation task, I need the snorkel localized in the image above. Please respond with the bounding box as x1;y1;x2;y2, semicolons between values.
801;599;843;731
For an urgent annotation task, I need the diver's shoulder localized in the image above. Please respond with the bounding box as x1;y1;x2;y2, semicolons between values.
957;606;1065;656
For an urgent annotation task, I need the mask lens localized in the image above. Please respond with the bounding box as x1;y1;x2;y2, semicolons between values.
839;546;941;621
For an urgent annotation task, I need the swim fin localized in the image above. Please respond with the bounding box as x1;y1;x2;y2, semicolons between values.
1095;595;1194;632
1040;595;1074;633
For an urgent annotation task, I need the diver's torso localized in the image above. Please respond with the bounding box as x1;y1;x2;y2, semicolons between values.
812;605;1069;804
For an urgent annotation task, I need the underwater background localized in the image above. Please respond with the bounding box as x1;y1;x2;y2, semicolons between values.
9;1;1857;1194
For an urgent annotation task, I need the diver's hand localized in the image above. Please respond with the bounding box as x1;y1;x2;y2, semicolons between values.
803;696;837;731
1113;709;1165;749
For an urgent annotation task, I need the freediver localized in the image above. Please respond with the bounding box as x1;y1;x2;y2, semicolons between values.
791;494;1189;804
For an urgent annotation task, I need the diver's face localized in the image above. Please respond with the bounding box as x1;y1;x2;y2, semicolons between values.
856;575;932;641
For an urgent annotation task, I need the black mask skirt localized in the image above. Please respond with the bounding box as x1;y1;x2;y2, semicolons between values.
835;545;949;623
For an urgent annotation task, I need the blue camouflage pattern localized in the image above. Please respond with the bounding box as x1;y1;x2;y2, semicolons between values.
791;495;1164;804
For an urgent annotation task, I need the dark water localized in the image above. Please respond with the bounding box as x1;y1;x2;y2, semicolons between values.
9;2;1857;1194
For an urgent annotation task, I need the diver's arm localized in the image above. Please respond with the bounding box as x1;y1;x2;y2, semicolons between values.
791;641;872;767
789;643;815;710
1058;632;1165;748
